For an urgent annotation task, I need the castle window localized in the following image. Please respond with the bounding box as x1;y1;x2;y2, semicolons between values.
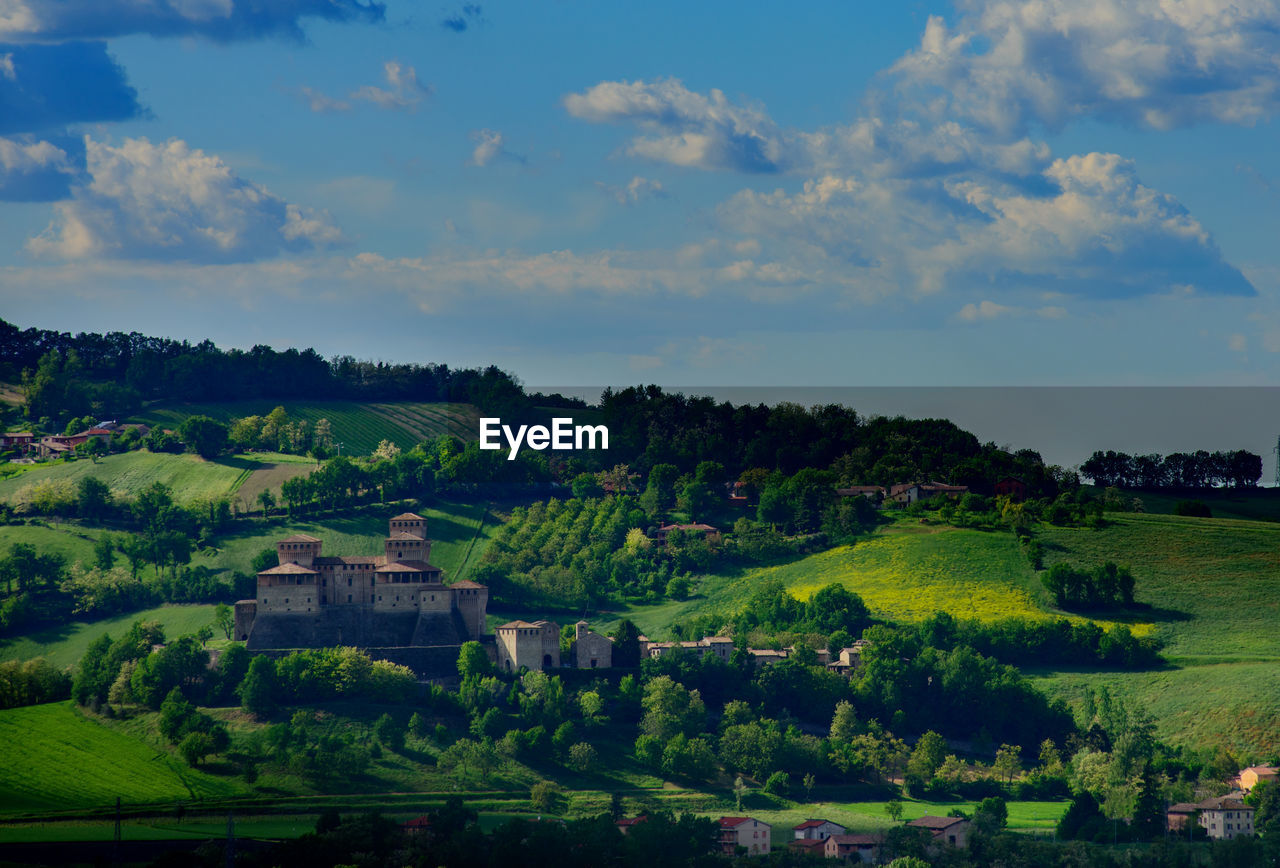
285;598;289;604
347;594;352;602
347;578;352;587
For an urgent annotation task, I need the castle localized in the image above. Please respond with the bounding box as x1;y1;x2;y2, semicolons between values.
234;512;488;676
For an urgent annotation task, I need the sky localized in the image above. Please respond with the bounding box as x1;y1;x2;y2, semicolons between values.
4;0;1280;387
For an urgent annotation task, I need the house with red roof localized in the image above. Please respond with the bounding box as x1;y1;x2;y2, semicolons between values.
793;819;845;840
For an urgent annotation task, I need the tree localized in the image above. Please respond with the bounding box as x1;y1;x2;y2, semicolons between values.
530;781;561;814
457;641;492;681
374;713;405;752
77;477;113;522
93;534;116;571
640;463;679;519
258;490;276;517
993;744;1022;783
610;620;642;668
214;603;234;640
179;731;216;766
567;741;597;772
238;655;277;718
178;415;228;459
885;800;904;823
907;730;947;783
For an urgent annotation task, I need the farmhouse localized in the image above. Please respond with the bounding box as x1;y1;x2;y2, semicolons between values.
1238;765;1278;794
793;819;846;840
835;485;885;501
718;817;770;856
889;481;970;504
907;815;970;848
993;476;1028;499
234;513;488;677
823;833;881;862
1168;796;1255;840
653;523;721;544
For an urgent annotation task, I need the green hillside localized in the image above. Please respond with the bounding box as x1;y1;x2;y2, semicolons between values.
0;501;492;666
133;400;479;456
599;521;1144;639
0;451;254;505
0;604;217;668
0;702;246;813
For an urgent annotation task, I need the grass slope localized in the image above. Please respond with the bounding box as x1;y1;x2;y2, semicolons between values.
0;452;251;505
0;702;245;814
133;401;479;456
0;521;105;567
0;604;217;668
602;521;1141;639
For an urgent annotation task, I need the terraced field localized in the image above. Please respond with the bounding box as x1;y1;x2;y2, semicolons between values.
133;401;479;456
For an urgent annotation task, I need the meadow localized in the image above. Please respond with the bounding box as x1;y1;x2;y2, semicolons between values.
597;520;1147;639
0;451;253;505
0;702;246;814
133;401;479;456
0;604;218;668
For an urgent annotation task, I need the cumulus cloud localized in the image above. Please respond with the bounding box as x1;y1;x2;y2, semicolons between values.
718;153;1253;302
0;0;384;43
596;176;667;205
0;42;142;134
564;78;799;173
0;134;83;201
300;60;433;113
469;129;524;167
889;0;1280;136
27;136;342;263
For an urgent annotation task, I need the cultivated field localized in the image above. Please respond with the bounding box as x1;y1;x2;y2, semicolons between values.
133;401;480;456
0;451;252;505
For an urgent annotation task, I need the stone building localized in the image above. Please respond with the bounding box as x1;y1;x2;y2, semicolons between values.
495;620;561;672
573;620;613;669
234;513;487;676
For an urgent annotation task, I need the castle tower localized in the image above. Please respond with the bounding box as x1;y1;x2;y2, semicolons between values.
277;534;321;567
385;512;432;563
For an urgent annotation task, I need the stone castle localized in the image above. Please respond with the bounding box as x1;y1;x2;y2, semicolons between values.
234;512;488;675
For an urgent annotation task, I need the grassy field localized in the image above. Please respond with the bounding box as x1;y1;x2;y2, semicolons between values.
0;521;105;567
1037;513;1280;661
745;797;1066;835
1030;662;1280;754
1123;488;1280;523
0;604;218;668
598;520;1144;639
133;401;480;457
0;702;246;814
232;453;318;512
0;451;253;506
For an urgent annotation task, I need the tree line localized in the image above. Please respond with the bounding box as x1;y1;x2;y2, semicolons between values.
1081;449;1262;489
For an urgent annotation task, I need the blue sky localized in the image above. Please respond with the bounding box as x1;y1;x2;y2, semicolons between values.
3;0;1280;386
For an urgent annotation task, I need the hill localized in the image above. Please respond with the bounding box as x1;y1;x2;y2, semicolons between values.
0;604;218;668
595;520;1148;640
0;451;260;506
0;701;245;813
132;400;479;456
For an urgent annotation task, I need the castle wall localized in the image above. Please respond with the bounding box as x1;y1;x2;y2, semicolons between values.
496;622;560;672
234;600;256;642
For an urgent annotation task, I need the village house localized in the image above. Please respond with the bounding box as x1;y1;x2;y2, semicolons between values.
835;485;885;501
652;523;722;545
889;481;970;505
0;431;35;454
827;640;872;675
718;817;770;856
993;476;1028;500
1168;796;1255;840
1238;765;1278;794
642;635;734;661
495;620;561;672
907;815;970;848
823;833;881;862
793;819;846;840
615;815;647;835
788;838;826;857
572;620;613;669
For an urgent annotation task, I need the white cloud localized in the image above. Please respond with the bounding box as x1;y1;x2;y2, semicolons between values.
957;300;1015;322
468;129;524;167
300;61;433;113
889;1;1280;136
1229;333;1248;352
596;175;667;204
27;136;342;262
564;78;797;173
